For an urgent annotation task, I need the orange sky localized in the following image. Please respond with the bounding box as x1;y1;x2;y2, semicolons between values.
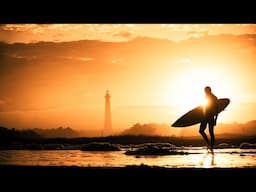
0;24;255;135
1;24;255;43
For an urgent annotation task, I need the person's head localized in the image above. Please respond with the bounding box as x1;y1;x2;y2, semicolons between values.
204;86;212;95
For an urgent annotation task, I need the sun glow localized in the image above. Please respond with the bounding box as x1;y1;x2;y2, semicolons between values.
166;65;237;114
203;97;209;107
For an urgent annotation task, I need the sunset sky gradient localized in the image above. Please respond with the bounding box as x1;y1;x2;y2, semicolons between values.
0;24;255;135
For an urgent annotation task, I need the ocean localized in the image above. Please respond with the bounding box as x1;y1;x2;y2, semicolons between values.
0;147;255;168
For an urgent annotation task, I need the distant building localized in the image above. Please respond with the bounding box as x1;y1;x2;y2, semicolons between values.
103;90;112;136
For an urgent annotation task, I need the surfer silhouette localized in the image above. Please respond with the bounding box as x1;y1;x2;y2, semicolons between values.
199;86;218;153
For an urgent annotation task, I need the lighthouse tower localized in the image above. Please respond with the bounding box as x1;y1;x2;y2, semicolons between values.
104;90;112;136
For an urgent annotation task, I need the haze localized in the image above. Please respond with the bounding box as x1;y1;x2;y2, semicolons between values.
0;24;255;136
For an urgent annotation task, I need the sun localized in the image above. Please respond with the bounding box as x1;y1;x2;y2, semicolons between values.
165;66;235;114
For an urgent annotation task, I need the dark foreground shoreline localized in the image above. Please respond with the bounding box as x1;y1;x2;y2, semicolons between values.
0;165;255;188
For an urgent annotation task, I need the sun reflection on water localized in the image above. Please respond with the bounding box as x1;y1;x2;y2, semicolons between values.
0;148;255;168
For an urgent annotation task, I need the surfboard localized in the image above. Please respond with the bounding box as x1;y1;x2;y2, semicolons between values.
171;98;230;127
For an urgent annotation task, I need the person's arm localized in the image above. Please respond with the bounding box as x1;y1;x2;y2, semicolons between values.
214;97;218;126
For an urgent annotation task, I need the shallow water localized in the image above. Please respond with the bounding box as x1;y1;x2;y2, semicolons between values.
0;148;255;168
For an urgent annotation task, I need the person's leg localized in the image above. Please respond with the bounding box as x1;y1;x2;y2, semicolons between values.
209;124;215;150
199;121;209;147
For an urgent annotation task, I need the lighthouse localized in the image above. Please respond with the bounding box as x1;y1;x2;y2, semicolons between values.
104;90;112;136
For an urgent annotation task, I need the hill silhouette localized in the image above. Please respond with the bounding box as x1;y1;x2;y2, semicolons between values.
121;121;256;137
32;127;80;138
0;126;80;143
1;120;256;143
0;126;255;149
0;126;41;143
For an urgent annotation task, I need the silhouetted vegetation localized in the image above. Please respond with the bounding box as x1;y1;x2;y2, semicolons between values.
0;126;41;143
32;127;80;138
121;121;256;136
0;126;255;150
0;126;79;141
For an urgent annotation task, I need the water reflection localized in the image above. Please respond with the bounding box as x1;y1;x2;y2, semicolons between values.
199;153;215;168
0;148;255;168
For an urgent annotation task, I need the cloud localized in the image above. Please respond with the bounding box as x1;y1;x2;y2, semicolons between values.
111;58;123;64
0;98;16;112
160;24;189;31
1;24;256;44
113;30;134;39
0;95;76;113
187;30;209;38
62;56;94;62
118;105;171;110
0;105;61;113
160;24;175;28
209;24;224;26
248;36;256;41
47;24;83;31
1;24;83;34
1;24;50;33
7;54;37;60
1;24;34;32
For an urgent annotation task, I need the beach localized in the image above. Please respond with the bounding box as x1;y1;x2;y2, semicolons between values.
0;148;255;189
